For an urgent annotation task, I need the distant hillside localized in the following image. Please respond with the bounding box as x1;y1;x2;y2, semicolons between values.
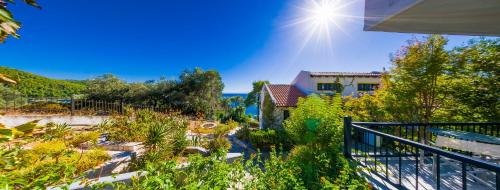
0;67;86;97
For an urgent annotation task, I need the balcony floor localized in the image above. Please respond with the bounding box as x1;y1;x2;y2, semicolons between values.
355;155;497;190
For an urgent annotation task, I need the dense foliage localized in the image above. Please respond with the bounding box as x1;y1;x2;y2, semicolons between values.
84;68;224;119
283;95;367;189
445;38;499;121
247;128;292;149
0;67;86;97
244;80;269;107
219;96;250;123
0;122;110;189
243;95;369;189
94;149;306;190
85;74;128;101
100;109;188;165
346;36;499;122
261;93;279;129
1;67;225;119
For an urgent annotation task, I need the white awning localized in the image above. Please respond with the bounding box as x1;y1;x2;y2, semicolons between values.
364;0;500;36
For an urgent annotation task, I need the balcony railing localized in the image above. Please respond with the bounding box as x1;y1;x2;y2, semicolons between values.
343;117;500;190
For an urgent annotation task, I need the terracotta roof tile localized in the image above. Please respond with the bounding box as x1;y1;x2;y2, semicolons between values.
266;84;306;107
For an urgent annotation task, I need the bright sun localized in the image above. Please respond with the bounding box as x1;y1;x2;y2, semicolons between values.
287;0;353;49
310;0;340;26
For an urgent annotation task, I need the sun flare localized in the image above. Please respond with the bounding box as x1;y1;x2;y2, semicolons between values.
287;0;355;51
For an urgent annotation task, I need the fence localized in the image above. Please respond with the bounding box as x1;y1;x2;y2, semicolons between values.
0;92;166;115
343;117;500;190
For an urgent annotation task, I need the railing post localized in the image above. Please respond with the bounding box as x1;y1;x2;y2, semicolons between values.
496;172;499;190
71;95;75;116
120;98;124;115
462;162;467;190
344;116;352;159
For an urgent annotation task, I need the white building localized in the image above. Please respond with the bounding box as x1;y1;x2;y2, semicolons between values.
259;71;382;129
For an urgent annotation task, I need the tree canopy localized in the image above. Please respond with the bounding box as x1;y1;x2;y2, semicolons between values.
346;36;499;122
0;66;86;97
0;0;41;43
245;80;269;107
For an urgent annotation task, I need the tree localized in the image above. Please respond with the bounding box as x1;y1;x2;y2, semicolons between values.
284;95;368;189
284;94;344;147
386;35;449;122
175;68;224;118
245;80;269;107
85;74;128;101
344;93;389;122
0;0;41;43
445;38;500;121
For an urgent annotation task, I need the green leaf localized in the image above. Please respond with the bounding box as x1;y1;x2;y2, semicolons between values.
23;0;41;9
14;120;39;133
0;129;12;136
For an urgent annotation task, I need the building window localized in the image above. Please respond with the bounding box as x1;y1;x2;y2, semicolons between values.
357;83;379;91
283;110;290;120
317;83;342;92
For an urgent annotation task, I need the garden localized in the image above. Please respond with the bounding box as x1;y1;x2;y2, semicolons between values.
0;35;497;190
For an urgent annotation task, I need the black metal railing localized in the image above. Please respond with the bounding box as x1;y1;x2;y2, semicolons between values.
344;117;500;190
0;92;167;115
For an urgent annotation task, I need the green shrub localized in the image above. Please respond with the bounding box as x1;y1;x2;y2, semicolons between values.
21;102;69;113
235;126;250;141
94;149;306;189
69;131;100;148
43;122;70;141
282;95;368;189
206;138;231;152
248;120;260;128
248;129;274;148
3;141;110;189
226;119;239;129
74;148;111;172
248;129;291;149
214;124;232;138
101;110;188;147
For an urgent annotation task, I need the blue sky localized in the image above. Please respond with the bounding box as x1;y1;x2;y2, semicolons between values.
0;0;482;93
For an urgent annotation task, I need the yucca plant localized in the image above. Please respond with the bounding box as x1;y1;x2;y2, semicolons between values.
145;122;169;152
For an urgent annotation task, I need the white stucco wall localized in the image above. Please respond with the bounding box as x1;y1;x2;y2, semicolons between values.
0;115;109;128
292;74;381;97
291;71;313;95
258;85;286;129
259;86;267;129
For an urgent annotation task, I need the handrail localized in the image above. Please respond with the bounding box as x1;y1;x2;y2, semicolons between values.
352;123;500;173
352;122;500;126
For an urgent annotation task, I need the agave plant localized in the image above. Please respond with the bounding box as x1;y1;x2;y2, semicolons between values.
0;0;41;43
0;120;40;142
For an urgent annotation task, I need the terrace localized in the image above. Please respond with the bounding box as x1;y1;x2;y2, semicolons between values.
344;117;500;190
